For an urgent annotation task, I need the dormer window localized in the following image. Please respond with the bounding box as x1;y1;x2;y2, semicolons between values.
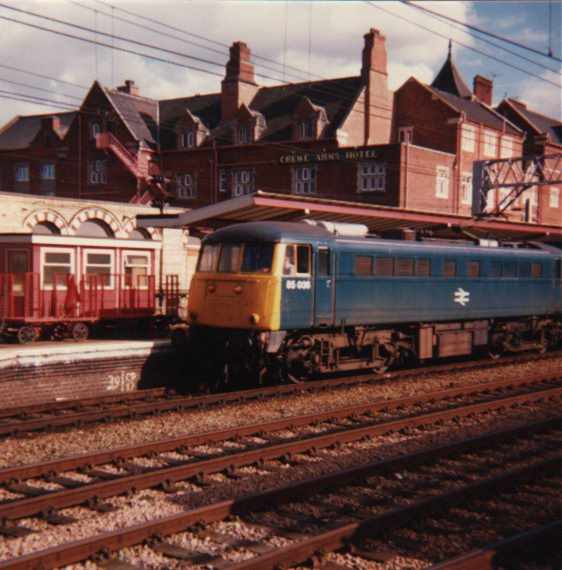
178;130;196;149
293;97;328;141
237;124;252;145
299;118;316;139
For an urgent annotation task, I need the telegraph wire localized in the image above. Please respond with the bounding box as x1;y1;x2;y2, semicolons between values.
364;1;561;90
0;63;87;90
0;78;83;101
401;0;562;64
400;0;560;76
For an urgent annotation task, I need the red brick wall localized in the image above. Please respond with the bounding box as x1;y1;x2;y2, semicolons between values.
0;349;180;409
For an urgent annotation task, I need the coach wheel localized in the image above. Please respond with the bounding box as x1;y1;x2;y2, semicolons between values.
17;326;38;345
71;322;89;342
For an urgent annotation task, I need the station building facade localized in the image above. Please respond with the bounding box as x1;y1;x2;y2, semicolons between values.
0;28;560;227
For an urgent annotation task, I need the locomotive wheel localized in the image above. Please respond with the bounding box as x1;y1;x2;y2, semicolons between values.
71;322;89;342
17;326;38;344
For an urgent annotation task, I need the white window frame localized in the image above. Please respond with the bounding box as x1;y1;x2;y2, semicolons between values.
484;130;497;157
88;160;107;185
357;162;386;193
398;126;413;144
435;166;450;199
40;247;75;290
461;172;473;206
90;122;101;140
232;169;255;197
176;173;196;199
461;124;475;153
238;125;251;144
292;165;317;195
15;163;30;182
500;136;513;159
178;130;195;149
219;169;229;193
83;248;115;290
299;118;316;139
550;186;560;209
40;163;55;180
122;250;151;289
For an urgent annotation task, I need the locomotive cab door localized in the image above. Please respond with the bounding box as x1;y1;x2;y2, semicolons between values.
314;247;334;326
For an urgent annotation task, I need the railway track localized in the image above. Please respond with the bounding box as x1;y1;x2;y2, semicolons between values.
1;411;560;569
1;349;561;438
0;370;561;539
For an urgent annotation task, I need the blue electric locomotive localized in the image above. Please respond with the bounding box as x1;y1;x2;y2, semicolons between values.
187;221;562;382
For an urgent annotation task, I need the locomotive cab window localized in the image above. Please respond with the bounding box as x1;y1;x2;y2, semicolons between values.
241;244;274;273
284;244;311;276
218;244;243;273
198;244;220;272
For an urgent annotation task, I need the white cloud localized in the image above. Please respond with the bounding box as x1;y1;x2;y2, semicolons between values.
0;0;480;126
516;71;562;120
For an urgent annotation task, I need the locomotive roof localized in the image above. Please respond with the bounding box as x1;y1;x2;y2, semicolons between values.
203;222;558;257
204;222;333;244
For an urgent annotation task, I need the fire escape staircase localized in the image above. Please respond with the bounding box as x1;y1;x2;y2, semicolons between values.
96;132;169;204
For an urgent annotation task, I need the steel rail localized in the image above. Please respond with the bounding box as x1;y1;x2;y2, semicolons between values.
428;519;562;569
2;416;560;570
0;370;558;483
224;456;562;570
1;349;560;437
1;379;561;523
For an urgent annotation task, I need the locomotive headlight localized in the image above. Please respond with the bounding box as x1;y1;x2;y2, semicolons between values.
250;313;260;324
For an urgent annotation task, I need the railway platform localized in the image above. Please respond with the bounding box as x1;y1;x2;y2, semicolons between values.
0;339;175;409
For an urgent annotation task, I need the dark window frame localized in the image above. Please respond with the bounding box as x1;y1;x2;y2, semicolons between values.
375;257;394;277
443;260;457;278
354;255;373;276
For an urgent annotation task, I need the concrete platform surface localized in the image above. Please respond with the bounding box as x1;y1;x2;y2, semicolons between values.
0;339;171;370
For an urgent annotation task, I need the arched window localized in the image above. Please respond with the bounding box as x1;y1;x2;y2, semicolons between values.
32;221;61;235
76;219;114;238
128;228;151;240
90;122;101;140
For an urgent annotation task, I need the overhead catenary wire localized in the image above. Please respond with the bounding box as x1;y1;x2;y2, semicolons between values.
401;0;562;64
364;1;562;90
0;63;87;90
399;0;560;76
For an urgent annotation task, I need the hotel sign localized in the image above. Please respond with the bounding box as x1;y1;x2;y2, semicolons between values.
279;148;378;164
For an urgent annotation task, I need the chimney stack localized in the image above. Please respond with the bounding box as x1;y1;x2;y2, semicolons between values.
361;28;392;145
41;115;60;134
473;75;493;105
221;42;258;121
117;80;140;97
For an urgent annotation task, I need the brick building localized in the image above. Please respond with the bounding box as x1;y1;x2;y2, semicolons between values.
0;29;559;226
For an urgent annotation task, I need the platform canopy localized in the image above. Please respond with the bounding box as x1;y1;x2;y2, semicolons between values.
137;191;562;243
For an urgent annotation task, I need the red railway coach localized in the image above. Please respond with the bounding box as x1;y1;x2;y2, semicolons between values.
0;231;166;343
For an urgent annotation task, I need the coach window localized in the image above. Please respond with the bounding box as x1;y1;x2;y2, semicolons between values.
355;256;373;276
375;257;394;276
84;250;114;288
467;261;480;278
124;253;150;288
284;245;310;276
415;259;431;276
41;249;74;289
443;260;456;278
531;263;542;279
395;258;414;276
318;248;331;276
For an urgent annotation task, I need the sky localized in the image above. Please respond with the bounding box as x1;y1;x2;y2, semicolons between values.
0;0;560;128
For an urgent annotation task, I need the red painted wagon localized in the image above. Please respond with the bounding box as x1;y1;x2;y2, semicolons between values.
0;272;157;343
